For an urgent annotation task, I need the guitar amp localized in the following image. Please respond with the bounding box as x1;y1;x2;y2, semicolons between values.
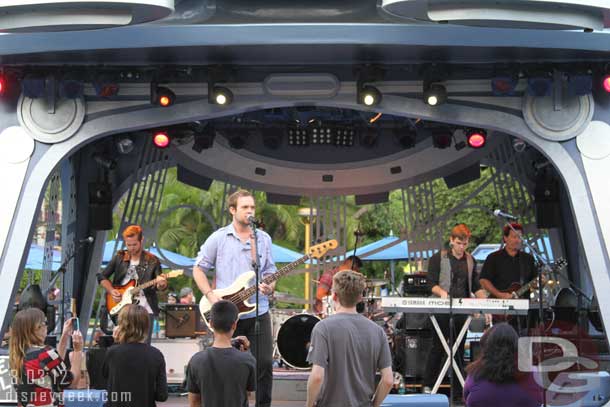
165;304;197;338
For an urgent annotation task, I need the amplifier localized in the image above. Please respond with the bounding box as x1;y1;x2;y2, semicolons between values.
165;304;197;338
403;273;429;296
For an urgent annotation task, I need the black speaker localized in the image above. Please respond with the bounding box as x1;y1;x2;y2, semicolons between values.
394;331;433;378
534;176;561;228
88;182;113;230
165;304;197;338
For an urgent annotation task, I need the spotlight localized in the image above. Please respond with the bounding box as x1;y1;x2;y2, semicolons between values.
358;85;382;106
394;127;416;149
116;137;134;154
432;128;452;149
567;74;592;96
512;138;527;153
601;74;610;93
22;75;45;98
0;74;5;96
262;128;282;150
209;86;233;105
424;84;447;106
309;125;334;145
192;123;215;152
93;75;120;98
491;76;518;96
360;127;378;148
527;76;552;97
466;129;487;149
151;86;175;107
334;128;355;146
153;131;171;149
59;73;84;99
92;153;117;170
287;126;309;146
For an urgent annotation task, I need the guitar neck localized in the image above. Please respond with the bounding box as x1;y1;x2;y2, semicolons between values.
240;254;311;299
132;278;157;295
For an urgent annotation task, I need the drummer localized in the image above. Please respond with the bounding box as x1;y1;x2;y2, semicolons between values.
314;255;362;315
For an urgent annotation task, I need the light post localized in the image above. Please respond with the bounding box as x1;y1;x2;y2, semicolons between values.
298;207;317;310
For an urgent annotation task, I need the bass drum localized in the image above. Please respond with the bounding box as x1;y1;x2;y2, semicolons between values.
276;313;320;370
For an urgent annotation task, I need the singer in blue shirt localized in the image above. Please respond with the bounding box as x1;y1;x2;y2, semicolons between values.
193;189;277;407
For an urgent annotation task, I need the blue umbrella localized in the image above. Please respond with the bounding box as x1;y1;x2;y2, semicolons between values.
354;236;435;260
25;243;61;270
271;244;303;263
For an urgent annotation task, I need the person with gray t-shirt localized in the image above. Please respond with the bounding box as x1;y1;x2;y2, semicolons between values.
306;270;393;407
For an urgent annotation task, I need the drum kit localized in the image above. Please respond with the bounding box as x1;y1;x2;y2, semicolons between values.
271;278;391;370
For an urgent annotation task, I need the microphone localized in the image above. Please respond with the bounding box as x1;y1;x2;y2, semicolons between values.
493;209;518;221
78;236;94;244
247;216;261;227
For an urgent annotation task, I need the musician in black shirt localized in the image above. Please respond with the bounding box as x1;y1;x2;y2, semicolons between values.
423;224;487;397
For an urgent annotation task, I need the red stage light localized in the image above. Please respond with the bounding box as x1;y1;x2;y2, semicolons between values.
159;95;171;107
602;75;610;93
153;132;170;148
0;76;5;95
467;130;487;149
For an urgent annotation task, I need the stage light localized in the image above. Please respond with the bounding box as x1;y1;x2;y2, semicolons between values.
0;75;5;96
209;86;233;105
310;125;334;145
567;74;592;96
424;84;447;106
93;75;120;98
192;123;215;152
287;127;309;146
92;153;117;170
59;73;84;99
263;128;282;150
432;128;452;149
360;127;378;148
467;129;487;149
358;85;382;106
602;74;610;93
335;128;354;146
228;131;247;149
394;127;416;149
527;77;552;97
22;75;45;98
153;131;170;149
116;137;134;154
491;76;518;96
151;86;175;107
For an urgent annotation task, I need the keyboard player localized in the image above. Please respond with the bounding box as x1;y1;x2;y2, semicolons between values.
423;224;488;396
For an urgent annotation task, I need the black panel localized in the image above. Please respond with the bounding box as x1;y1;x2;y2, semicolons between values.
443;163;481;189
177;165;213;190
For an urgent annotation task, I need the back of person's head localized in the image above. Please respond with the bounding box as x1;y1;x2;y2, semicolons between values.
122;224;143;241
466;322;519;383
332;270;366;308
210;300;238;333
343;256;363;271
9;308;46;380
116;304;149;344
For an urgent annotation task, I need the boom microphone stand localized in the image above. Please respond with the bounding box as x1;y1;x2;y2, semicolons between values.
249;218;261;407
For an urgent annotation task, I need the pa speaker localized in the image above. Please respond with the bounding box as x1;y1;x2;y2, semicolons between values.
534;176;561;228
88;182;113;230
394;331;433;378
165;304;197;338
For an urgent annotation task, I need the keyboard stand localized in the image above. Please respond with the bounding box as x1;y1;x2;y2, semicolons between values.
430;314;472;394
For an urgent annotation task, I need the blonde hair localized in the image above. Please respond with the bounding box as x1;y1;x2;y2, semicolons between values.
9;308;46;382
332;270;366;308
228;189;254;211
116;305;149;344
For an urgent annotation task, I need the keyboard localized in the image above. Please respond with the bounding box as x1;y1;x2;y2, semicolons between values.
381;296;530;315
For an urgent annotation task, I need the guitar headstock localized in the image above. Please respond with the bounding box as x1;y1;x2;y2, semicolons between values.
309;240;338;259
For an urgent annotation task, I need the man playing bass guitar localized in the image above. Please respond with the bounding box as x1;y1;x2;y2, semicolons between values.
193;189;276;407
97;225;167;343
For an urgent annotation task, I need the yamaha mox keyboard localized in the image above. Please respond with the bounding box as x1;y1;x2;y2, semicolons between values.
381;296;530;315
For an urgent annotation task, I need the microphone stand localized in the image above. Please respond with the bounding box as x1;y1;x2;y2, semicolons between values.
53;240;88;335
448;261;455;407
249;220;261;407
503;221;548;407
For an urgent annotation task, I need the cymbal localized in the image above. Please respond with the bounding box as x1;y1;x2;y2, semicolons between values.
273;292;309;305
366;279;388;287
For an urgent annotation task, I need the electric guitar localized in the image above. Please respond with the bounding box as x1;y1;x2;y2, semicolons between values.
490;258;567;299
199;239;338;331
106;269;184;316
